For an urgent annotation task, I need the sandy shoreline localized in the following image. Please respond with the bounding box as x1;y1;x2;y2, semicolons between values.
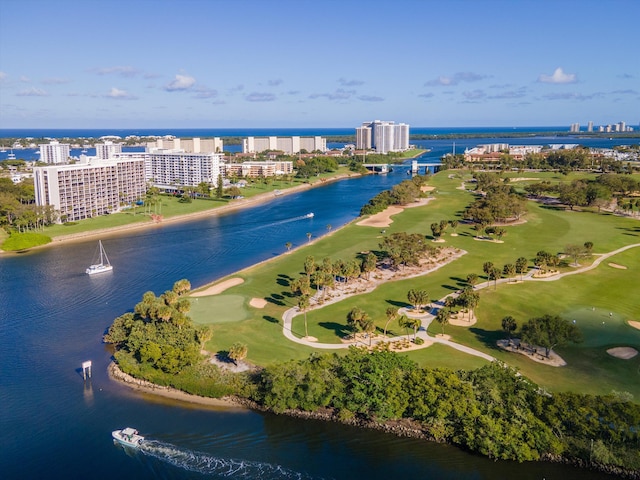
1;172;359;255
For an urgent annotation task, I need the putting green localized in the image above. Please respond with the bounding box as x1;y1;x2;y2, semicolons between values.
561;306;640;348
189;294;249;324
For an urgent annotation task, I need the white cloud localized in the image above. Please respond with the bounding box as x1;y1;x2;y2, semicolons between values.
91;66;139;77
0;71;7;82
418;93;435;99
165;74;196;91
192;86;218;99
538;67;577;84
542;92;602;101
105;87;137;100
425;72;488;87
309;88;355;100
245;92;276;102
16;87;49;97
338;77;364;87
42;77;71;85
358;95;384;102
267;79;283;86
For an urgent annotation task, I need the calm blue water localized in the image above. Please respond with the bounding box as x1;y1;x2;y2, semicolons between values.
0;126;575;139
0;166;615;479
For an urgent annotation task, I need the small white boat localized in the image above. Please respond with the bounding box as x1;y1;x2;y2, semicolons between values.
274;190;282;196
306;212;314;218
112;427;144;448
86;240;113;275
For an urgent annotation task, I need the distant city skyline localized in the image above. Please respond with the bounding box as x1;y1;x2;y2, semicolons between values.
1;0;638;129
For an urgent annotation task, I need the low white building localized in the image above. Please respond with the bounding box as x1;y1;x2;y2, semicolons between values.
242;136;327;154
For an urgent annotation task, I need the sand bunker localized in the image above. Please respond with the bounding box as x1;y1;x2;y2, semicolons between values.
356;198;433;228
357;205;404;228
629;321;640;331
191;277;244;297
420;185;436;192
607;347;638;359
608;262;627;269
448;313;477;327
249;297;268;308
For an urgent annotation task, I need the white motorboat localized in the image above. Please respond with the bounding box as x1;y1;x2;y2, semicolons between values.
86;240;113;275
306;212;314;218
112;427;144;448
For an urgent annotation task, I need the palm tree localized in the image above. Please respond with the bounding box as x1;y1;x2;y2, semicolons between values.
361;317;375;346
298;294;311;338
515;257;528;281
435;308;450;336
501;316;517;344
409;317;421;341
306;232;312;243
384;307;398;337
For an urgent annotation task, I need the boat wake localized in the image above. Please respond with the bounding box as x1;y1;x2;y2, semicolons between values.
139;440;320;479
267;213;315;227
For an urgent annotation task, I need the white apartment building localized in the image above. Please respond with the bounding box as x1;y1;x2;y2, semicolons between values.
221;161;293;178
95;141;123;160
242;136;327;154
356;120;410;154
39;140;71;164
33;157;146;222
355;126;372;150
117;150;222;190
146;137;224;153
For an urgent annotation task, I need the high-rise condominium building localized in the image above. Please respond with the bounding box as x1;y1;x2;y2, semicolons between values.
242;136;327;154
39;140;71;164
117;150;223;190
95;140;123;160
587;121;593;132
146;137;224;153
356;120;410;154
33;157;146;222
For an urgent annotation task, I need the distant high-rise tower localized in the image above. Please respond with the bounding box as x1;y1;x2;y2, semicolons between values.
356;120;409;154
587;121;593;132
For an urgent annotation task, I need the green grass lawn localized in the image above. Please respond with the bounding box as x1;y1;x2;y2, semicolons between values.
190;170;640;396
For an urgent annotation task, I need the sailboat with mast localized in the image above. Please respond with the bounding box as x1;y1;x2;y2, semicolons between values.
86;240;113;275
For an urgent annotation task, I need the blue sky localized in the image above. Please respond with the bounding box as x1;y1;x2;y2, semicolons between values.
1;0;638;129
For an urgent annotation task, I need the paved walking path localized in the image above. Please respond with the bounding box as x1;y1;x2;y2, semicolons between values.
281;243;640;361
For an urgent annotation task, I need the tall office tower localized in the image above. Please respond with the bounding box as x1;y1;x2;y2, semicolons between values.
618;121;626;132
39;140;71;164
587;121;593;132
95;140;123;160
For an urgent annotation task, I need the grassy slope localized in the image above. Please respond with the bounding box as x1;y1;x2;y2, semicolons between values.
191;170;640;397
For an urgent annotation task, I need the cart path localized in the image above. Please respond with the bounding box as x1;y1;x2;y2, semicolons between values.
281;243;640;360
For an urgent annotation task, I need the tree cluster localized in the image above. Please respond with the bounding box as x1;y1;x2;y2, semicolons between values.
104;279;211;374
0;177;58;232
295;156;339;178
256;349;640;468
464;177;527;227
360;176;428;216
